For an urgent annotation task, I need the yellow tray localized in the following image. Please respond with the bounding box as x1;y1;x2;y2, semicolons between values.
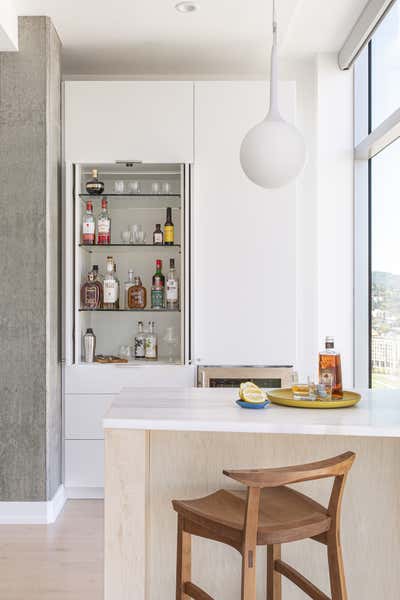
267;389;361;409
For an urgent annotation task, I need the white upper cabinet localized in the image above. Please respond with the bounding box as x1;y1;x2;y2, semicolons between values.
193;81;297;366
64;81;194;163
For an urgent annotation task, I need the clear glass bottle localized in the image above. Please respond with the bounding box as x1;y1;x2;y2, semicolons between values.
86;169;104;195
97;198;111;244
166;258;179;310
145;321;158;360
82;201;95;245
103;256;119;310
80;265;103;309
318;336;343;397
134;321;146;359
128;276;147;309
123;269;134;309
153;224;163;245
151;259;165;309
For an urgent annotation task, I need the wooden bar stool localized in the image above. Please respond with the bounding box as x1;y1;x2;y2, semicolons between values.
172;451;355;600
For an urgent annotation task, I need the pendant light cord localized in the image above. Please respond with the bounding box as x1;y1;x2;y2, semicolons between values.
269;0;279;118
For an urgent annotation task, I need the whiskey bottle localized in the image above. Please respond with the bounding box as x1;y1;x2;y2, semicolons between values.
151;260;165;309
318;336;343;397
86;169;104;195
123;269;134;309
166;258;179;310
134;321;146;359
82;201;95;245
164;207;174;246
145;321;158;360
153;224;163;245
80;266;103;309
103;256;119;310
128;276;147;309
97;198;111;244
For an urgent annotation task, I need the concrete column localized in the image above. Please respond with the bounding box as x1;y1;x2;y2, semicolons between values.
0;17;61;501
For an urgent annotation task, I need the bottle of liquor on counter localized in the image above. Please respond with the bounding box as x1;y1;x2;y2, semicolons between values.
318;336;343;397
128;276;147;309
134;321;146;359
145;321;158;360
153;224;163;245
97;198;111;244
103;256;119;310
164;207;174;246
166;258;179;310
81;265;103;309
123;269;134;309
151;259;165;309
86;169;104;195
82;201;95;245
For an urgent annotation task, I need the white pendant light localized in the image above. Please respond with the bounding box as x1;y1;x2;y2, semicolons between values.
240;0;306;189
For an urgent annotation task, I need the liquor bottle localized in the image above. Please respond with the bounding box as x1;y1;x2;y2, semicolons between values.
164;207;174;246
80;266;103;309
151;259;165;309
86;169;104;195
82;201;95;245
318;336;343;397
134;321;146;359
128;276;147;309
97;198;111;244
153;224;163;245
166;258;179;310
145;321;158;360
123;269;134;309
103;256;119;310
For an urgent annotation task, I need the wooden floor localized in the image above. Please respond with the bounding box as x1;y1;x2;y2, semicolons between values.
0;500;103;600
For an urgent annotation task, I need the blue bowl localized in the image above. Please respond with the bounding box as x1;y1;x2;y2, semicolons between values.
236;399;271;410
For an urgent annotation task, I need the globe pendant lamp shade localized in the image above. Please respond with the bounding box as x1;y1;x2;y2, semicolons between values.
240;1;306;189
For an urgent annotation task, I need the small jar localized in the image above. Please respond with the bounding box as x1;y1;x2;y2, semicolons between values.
128;276;147;309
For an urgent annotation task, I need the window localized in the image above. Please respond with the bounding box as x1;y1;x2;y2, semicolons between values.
354;1;400;389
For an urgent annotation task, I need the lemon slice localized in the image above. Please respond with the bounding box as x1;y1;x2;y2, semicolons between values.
239;382;267;404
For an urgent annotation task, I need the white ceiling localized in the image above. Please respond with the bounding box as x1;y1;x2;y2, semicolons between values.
14;0;369;76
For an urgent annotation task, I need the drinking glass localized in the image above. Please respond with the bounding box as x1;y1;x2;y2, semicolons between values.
134;230;146;244
151;181;161;194
114;180;125;193
121;231;131;244
162;182;171;195
128;180;141;194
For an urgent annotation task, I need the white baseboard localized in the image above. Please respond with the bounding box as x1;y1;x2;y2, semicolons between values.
0;484;67;525
65;486;104;499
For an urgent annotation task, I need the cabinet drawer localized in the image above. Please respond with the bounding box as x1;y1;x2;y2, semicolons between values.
65;440;104;488
65;394;115;439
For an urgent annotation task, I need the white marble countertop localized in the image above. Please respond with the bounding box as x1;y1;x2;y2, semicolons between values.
103;387;400;437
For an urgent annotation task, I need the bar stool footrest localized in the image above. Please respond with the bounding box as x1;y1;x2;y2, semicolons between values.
184;581;215;600
275;559;331;600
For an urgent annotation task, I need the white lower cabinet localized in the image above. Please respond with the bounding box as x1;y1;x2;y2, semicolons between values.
65;440;105;495
65;394;115;439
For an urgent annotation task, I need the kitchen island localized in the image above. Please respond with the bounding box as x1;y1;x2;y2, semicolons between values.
103;387;400;600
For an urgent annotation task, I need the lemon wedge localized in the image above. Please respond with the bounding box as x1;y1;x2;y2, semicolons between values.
239;382;267;404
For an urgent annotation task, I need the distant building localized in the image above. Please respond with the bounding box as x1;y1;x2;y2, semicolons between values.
371;335;400;374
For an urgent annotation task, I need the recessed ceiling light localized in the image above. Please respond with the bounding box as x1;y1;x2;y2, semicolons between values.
175;1;198;13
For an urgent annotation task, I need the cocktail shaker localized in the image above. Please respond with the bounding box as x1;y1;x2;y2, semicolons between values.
83;328;96;363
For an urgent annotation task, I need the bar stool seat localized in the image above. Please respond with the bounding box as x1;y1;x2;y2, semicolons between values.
172;451;355;600
173;486;331;547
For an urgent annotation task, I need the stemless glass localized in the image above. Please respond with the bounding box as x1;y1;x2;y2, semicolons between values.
128;180;141;194
114;180;125;193
162;182;171;195
151;181;161;194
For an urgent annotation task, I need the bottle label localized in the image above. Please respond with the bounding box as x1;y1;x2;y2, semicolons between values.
166;280;178;302
82;285;100;309
164;225;174;243
82;221;95;243
154;232;163;244
151;288;164;309
135;337;145;358
145;337;157;358
104;281;118;303
98;218;110;234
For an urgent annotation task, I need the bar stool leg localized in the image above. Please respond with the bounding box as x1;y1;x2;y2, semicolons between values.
176;515;191;600
327;533;348;600
266;544;282;600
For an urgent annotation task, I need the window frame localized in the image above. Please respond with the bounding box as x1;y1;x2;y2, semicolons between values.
354;5;400;387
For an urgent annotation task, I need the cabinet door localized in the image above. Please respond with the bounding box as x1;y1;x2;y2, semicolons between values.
64;81;193;163
193;82;297;366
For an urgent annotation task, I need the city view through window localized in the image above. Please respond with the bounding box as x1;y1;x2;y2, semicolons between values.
369;3;400;389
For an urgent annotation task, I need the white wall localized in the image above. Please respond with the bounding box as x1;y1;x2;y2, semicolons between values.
0;0;18;51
